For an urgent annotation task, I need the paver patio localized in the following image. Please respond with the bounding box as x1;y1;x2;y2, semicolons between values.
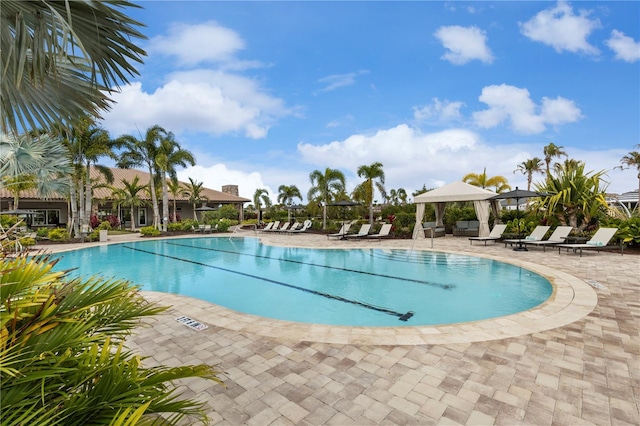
42;230;639;425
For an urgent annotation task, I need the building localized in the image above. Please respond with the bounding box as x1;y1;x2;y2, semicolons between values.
0;168;250;229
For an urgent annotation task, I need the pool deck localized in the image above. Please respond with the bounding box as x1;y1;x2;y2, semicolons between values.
40;230;639;425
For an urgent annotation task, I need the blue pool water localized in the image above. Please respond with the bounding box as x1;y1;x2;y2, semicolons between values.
51;237;553;327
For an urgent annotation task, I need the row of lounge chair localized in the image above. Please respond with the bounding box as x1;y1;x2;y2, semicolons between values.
260;220;313;234
328;222;393;241
469;225;622;256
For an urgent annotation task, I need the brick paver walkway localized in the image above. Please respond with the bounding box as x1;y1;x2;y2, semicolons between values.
41;231;639;425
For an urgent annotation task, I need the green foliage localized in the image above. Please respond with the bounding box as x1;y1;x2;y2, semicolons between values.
36;227;50;238
393;212;416;229
19;237;36;247
0;215;20;228
601;217;640;246
140;226;161;237
444;205;476;224
178;219;199;232
48;228;69;241
0;255;223;425
215;205;240;220
216;219;233;232
167;222;184;231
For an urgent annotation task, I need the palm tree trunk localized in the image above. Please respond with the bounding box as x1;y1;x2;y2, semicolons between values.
84;163;92;228
161;174;169;231
69;183;79;236
147;165;160;229
322;202;327;230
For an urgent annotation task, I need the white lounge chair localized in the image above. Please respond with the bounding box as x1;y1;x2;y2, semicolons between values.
275;222;291;232
469;224;507;246
503;225;550;248
344;224;372;240
366;223;392;241
260;222;275;232
327;222;352;239
556;228;621;257
522;226;573;251
288;220;312;234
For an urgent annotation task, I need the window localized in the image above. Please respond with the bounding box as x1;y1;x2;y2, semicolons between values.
32;209;61;226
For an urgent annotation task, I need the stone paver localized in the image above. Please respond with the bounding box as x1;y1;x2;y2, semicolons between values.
40;230;640;425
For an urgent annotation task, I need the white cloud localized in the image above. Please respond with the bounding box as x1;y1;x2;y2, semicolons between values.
605;30;640;63
472;84;582;134
413;98;465;123
102;70;289;139
317;70;370;92
520;1;600;55
147;21;246;67
434;25;494;65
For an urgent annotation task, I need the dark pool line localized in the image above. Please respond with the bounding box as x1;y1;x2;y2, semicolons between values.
166;241;455;291
122;245;414;321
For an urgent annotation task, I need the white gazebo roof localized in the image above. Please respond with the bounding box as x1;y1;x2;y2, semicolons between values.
414;181;496;203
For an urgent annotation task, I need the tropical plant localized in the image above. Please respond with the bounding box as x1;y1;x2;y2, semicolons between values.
1;0;146;134
111;177;147;232
514;157;544;191
616;144;640;211
1;254;221;425
253;188;271;223
0;132;72;198
182;177;208;221
535;162;609;230
462;168;511;193
543;142;568;175
277;185;303;206
356;162;385;225
167;178;184;222
155;132;195;230
308;168;346;229
1;174;35;210
116;125;168;229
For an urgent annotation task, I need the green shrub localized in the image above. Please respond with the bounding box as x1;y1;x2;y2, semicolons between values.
616;217;640;246
48;228;69;241
167;222;183;231
20;237;36;247
179;219;199;232
36;227;50;238
140;226;161;237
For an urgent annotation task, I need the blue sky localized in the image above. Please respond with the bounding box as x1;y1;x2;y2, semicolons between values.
100;1;640;202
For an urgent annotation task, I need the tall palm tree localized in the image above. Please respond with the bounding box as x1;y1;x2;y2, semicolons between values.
111;177;147;231
462;168;511;193
356;162;385;225
543;142;568;176
253;188;272;223
308;168;346;229
617;144;640;209
116;125;167;229
168;178;185;222
182;177;208;221
514;157;544;191
1;0;146;134
277;185;303;206
155;132;195;231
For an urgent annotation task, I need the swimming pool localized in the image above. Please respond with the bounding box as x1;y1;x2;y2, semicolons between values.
52;237;553;327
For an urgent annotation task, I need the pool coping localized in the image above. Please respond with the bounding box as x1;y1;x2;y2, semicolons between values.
139;236;598;345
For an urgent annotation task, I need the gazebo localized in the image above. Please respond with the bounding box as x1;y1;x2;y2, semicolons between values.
413;181;497;239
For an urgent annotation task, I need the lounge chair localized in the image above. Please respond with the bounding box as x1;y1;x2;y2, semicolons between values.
556;228;621;257
275;222;291;232
503;225;550;248
366;223;392;241
469;224;507;246
260;222;275;232
287;222;302;232
522;226;572;251
344;224;372;239
327;222;352;239
288;220;312;234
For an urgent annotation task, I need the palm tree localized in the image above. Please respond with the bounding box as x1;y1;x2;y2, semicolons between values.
308;168;346;229
0;132;72;213
253;188;272;223
397;188;408;205
617;144;640;210
536;162;609;230
463;168;511;193
514;157;544;191
1;254;221;424
1;1;146;134
357;162;385;226
182;177;208;221
111;177;147;232
116;125;167;229
277;185;303;206
155;132;195;231
168;178;185;222
543;142;568;176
